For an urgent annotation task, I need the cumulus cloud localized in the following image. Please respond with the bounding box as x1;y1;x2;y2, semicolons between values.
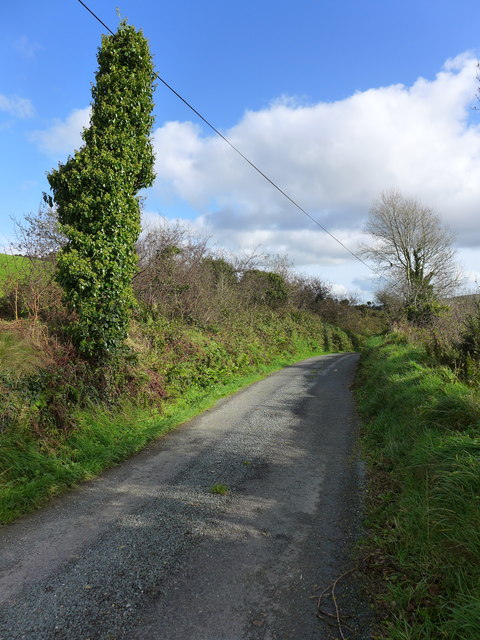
30;107;91;155
0;94;34;118
26;54;480;297
152;52;480;265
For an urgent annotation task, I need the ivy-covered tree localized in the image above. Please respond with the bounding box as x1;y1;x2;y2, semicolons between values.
47;22;155;360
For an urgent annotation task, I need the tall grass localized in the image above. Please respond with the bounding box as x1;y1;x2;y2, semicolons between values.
0;323;48;377
356;335;480;639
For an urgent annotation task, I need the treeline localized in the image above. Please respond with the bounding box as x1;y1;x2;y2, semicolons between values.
0;212;385;401
1;207;385;337
134;218;385;335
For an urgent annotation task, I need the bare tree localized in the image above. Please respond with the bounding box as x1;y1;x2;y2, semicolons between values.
135;219;212;321
1;205;66;320
362;189;461;323
14;204;65;260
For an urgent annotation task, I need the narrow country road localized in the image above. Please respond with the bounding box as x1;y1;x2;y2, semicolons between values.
0;353;371;640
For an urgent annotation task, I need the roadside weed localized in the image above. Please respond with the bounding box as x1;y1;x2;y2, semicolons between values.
209;483;229;495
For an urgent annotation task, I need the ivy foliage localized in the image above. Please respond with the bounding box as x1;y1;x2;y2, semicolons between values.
241;270;289;308
47;22;156;360
202;257;237;287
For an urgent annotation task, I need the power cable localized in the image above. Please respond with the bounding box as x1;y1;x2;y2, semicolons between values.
76;0;373;271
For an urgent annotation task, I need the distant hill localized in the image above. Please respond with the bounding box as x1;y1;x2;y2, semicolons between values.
450;292;480;305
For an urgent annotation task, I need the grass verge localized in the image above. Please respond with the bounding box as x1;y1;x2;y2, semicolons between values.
0;342;331;525
356;334;480;640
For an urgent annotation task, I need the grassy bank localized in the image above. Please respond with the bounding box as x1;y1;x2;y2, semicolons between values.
0;311;354;524
356;335;480;639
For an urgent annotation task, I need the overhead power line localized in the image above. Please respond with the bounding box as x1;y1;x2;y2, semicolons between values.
76;0;373;271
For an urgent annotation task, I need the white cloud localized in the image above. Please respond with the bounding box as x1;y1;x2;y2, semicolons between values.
464;270;480;285
13;35;42;59
0;94;34;118
26;54;480;298
0;234;14;253
330;283;350;299
151;52;480;270
30;107;91;155
458;248;480;289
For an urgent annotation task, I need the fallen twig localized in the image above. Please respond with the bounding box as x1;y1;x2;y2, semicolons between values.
315;567;358;639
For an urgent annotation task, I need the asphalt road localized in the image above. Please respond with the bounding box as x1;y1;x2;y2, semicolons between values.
0;352;371;640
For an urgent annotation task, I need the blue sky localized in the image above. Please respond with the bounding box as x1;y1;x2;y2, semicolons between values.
2;0;480;298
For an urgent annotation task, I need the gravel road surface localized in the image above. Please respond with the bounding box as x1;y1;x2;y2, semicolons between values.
0;353;371;639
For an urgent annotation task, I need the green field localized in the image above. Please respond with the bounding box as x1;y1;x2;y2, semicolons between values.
0;253;28;294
